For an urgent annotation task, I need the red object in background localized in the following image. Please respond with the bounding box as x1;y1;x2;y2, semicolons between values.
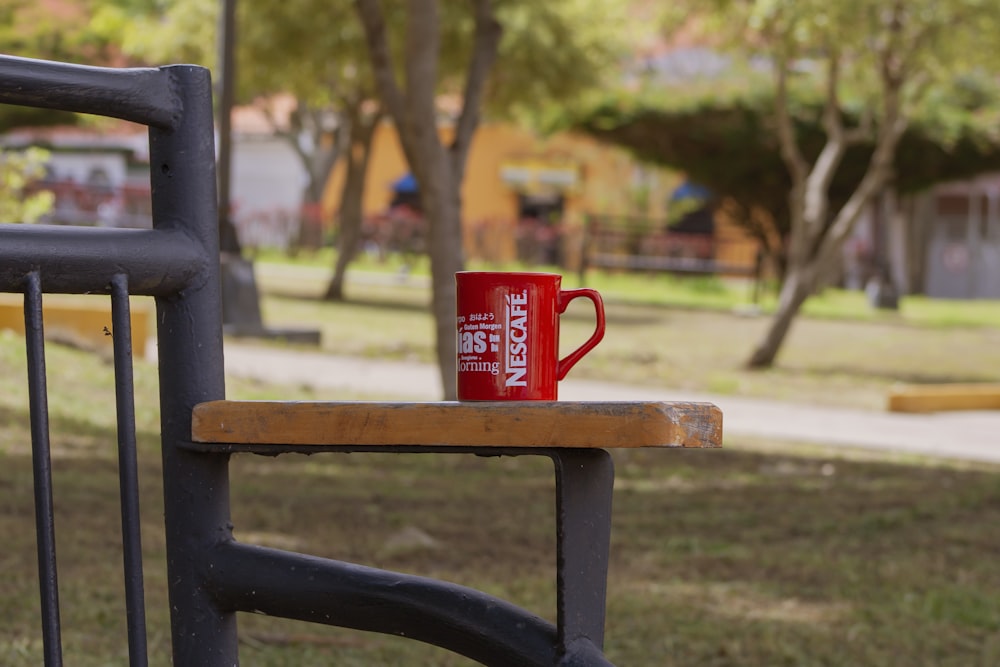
456;272;605;401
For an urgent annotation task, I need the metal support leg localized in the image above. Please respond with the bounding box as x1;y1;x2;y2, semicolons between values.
551;449;616;666
148;65;236;665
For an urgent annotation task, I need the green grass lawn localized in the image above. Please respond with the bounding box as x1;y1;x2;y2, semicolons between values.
254;248;1000;328
251;257;1000;410
2;325;1000;665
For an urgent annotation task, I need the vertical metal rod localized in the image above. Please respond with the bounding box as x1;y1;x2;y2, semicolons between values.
110;274;149;667
23;270;63;667
552;449;615;656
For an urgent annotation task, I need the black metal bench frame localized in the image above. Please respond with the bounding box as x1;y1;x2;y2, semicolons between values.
0;55;721;666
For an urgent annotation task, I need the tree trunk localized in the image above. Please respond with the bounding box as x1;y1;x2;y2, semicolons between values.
326;109;380;301
903;192;933;295
746;266;812;368
421;160;464;399
325;161;364;301
292;182;324;255
355;0;500;400
272;103;345;254
746;18;909;368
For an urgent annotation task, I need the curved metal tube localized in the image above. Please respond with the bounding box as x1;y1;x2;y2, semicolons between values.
0;55;181;129
206;540;567;667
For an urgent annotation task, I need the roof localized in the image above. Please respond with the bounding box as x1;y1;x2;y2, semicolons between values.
3;124;149;161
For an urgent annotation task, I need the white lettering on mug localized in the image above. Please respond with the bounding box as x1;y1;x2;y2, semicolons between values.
504;291;529;387
458;315;502;377
460;330;488;353
459;360;499;375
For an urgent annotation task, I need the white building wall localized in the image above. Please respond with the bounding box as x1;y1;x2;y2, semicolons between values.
45;151;127;188
925;175;1000;299
230;135;308;250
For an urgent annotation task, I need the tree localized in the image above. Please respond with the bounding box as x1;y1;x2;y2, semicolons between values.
0;1;138;135
2;0;106;62
324;100;383;301
355;0;501;400
234;0;384;300
572;74;1000;279
632;0;1000;368
355;0;629;398
95;0;378;279
96;0;395;303
741;0;1000;368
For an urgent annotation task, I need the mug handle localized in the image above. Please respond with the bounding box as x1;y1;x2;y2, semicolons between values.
556;288;606;381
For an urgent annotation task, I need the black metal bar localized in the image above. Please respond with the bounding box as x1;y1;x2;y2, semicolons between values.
23;271;63;667
0;55;180;129
552;450;615;659
206;541;562;667
555;638;616;667
110;274;149;667
147;65;237;665
0;225;207;296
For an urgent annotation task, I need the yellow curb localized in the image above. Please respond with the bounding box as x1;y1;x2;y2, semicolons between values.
0;293;152;359
888;384;1000;413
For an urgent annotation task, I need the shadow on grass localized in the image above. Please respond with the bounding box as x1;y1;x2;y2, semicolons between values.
607;447;1000;665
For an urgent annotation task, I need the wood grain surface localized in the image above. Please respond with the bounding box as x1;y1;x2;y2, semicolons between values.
191;400;723;449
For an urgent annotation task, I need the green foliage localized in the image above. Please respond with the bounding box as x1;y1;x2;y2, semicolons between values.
0;106;79;135
916;71;1000;146
234;0;375;106
0;0;86;60
570;73;1000;234
0;0;143;65
90;0;217;68
0;0;161;132
97;0;629;124
665;0;1000;100
486;0;631;123
0;147;54;224
628;0;1000;216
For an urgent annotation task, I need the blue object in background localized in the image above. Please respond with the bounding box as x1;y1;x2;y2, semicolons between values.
670;180;711;202
392;173;419;194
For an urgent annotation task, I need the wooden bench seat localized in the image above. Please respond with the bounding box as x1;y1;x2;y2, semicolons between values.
190;400;724;451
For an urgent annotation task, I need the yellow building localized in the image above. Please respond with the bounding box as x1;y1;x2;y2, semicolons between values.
324;119;759;272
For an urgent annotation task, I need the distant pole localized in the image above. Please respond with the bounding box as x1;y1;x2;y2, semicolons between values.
216;0;264;333
216;0;241;253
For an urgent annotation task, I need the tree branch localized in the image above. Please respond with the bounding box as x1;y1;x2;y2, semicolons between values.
818;55;908;266
265;101;317;181
450;0;502;175
403;0;440;130
354;0;407;133
773;50;807;186
820;50;843;139
802;50;850;235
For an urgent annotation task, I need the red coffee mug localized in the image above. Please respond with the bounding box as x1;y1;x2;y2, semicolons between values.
456;271;605;400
